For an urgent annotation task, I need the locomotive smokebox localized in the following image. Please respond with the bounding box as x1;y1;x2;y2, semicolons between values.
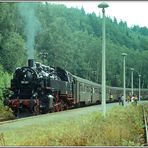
28;59;35;67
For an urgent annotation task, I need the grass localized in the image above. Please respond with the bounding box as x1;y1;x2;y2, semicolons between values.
0;103;147;146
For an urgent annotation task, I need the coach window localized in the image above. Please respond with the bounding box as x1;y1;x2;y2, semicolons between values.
84;85;86;92
95;88;99;94
83;84;85;92
89;86;91;92
86;86;88;92
80;84;84;92
86;86;90;92
92;88;95;93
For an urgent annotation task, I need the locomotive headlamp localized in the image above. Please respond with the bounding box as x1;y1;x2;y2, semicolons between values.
48;95;54;99
33;93;37;97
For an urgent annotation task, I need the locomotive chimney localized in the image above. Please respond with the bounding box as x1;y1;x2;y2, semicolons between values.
28;59;35;67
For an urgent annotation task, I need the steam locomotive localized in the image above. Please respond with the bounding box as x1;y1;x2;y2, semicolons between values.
3;59;148;116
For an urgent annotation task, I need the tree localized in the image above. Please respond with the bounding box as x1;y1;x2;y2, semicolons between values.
0;32;27;72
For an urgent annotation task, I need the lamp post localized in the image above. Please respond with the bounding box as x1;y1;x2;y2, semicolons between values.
122;53;127;106
98;2;109;117
139;74;141;101
131;68;134;96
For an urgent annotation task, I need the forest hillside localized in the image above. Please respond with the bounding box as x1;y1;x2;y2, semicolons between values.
0;2;148;100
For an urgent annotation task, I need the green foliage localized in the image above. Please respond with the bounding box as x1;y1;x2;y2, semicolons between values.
34;3;148;88
1;32;27;73
0;66;12;101
0;107;14;121
0;3;27;73
0;2;148;88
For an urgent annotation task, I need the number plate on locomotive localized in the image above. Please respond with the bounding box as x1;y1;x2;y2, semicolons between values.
21;81;29;84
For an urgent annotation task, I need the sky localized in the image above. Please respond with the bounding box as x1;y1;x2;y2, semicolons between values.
48;1;148;28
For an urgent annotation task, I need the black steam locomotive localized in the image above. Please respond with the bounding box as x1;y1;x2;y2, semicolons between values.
4;59;75;116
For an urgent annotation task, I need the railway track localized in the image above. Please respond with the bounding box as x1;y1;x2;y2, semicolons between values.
142;105;148;146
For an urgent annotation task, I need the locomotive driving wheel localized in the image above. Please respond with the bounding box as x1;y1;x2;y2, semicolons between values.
33;104;40;115
13;108;20;118
60;100;64;111
51;102;56;113
64;102;69;110
60;100;68;111
54;92;60;112
56;100;65;112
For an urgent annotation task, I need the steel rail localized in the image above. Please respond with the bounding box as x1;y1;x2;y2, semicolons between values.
143;105;148;146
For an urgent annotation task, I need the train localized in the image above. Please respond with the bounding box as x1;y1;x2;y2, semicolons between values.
3;59;148;116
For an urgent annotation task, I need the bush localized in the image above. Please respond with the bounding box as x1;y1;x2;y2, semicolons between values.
0;67;12;103
0;107;14;121
0;67;13;120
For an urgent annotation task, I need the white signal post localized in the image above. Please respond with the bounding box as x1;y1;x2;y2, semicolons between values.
98;2;109;117
131;68;134;96
139;74;141;101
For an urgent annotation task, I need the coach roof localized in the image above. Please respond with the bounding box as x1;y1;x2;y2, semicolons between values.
72;75;100;87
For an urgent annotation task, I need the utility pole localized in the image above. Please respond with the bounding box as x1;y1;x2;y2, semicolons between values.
98;2;109;117
139;74;141;101
122;53;127;106
131;68;134;95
